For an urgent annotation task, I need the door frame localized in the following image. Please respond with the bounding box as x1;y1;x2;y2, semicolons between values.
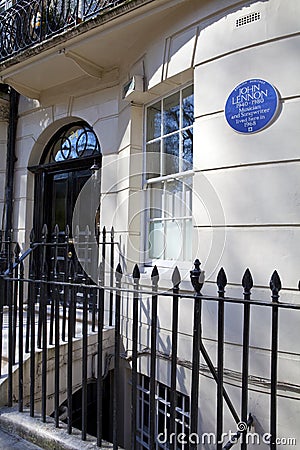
29;154;102;242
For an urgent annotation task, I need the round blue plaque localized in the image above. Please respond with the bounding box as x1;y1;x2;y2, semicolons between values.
225;79;279;133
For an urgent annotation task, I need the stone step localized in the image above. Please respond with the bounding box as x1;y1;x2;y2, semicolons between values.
0;407;120;449
0;426;43;449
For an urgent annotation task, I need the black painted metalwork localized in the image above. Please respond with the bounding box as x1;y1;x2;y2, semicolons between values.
169;266;180;450
241;269;253;450
131;263;140;450
190;259;202;450
97;262;104;447
270;270;281;450
5;88;19;242
217;267;226;450
149;265;158;450
113;262;122;450
0;0;127;61
0;229;298;449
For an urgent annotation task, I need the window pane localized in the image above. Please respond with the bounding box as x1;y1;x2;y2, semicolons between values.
184;219;193;260
163;133;179;176
165;221;182;260
149;221;164;259
163;92;180;135
184;180;192;217
182;128;193;171
182;85;194;128
165;180;183;218
146;141;160;179
150;183;163;219
146;101;161;141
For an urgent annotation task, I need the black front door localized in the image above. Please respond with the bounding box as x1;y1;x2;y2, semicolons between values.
45;168;91;235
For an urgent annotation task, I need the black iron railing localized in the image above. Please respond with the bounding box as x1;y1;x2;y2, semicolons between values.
0;0;129;61
0;224;299;449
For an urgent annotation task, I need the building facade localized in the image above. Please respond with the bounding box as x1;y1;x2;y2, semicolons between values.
0;0;299;448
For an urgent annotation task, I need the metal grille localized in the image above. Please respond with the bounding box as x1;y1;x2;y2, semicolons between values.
136;374;190;450
236;11;261;28
0;0;128;61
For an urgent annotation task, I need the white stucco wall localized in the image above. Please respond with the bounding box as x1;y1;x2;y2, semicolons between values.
3;0;300;447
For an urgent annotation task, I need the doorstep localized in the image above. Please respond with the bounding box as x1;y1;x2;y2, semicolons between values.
0;406;122;450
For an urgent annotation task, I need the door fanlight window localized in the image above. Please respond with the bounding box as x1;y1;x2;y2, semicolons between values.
43;123;101;164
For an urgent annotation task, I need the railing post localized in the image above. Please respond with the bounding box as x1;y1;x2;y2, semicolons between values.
81;225;90;441
54;224;60;428
241;268;253;449
25;228;34;355
18;251;24;412
109;226;114;326
7;232;13;407
29;228;36;417
12;243;20;365
149;265;159;450
190;259;203;450
41;223;48;423
97;262;105;447
170;266;180;450
0;231;5;378
131;264;140;450
270;270;281;450
216;267;227;449
113;262;123;450
49;224;59;345
67;259;75;435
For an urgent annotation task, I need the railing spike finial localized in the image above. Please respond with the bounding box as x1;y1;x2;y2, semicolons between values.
41;223;48;239
65;224;70;238
54;223;59;237
111;226;114;239
14;242;21;259
270;270;282;298
298;280;300;291
151;265;159;287
133;263;140;281
242;268;253;292
115;262;123;284
190;258;204;295
217;267;227;290
172;266;181;288
29;228;35;245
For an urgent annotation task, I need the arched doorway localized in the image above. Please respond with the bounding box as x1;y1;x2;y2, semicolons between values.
29;121;101;242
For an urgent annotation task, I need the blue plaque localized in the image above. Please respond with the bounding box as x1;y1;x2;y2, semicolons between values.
225;79;279;133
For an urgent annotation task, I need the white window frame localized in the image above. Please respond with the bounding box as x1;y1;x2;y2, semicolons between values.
143;83;194;267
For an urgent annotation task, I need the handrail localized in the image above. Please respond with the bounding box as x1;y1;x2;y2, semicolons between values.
223;414;254;449
3;243;39;276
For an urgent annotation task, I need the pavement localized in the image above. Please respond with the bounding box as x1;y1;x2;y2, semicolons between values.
0;427;43;449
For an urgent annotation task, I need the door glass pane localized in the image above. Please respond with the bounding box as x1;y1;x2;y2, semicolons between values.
52;174;67;230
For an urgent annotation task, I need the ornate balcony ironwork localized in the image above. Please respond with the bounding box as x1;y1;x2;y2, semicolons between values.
0;0;128;61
